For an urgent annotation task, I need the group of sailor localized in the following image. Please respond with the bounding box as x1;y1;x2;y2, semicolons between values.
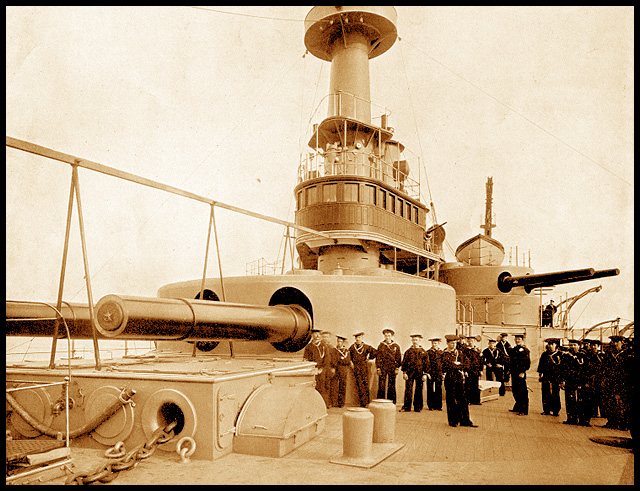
537;335;633;431
303;329;487;427
304;328;634;436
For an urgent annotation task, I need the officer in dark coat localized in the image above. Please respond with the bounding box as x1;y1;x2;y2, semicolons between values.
304;329;330;403
320;331;338;407
583;339;605;418
560;339;584;425
542;300;557;327
441;334;477;427
376;328;402;404
482;338;505;382
464;335;483;405
602;335;629;430
425;338;443;410
349;331;377;407
400;334;428;412
577;338;603;426
509;334;530;415
330;334;351;408
537;338;562;416
496;333;512;396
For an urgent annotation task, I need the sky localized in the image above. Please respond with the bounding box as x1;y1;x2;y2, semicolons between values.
6;6;634;333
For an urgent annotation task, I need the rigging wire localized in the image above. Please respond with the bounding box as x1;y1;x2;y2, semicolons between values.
67;49;308;302
571;292;596;329
397;37;437;226
187;6;305;22
399;36;632;188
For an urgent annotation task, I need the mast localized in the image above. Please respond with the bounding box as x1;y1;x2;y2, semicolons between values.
480;176;495;237
295;6;443;277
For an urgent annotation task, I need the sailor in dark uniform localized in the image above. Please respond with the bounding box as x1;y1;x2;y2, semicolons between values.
577;338;602;426
583;339;605;418
509;334;530;415
349;332;377;407
331;334;351;408
441;334;477;427
376;328;402;404
496;333;512;396
482;338;504;382
320;331;338;407
400;334;428;412
542;299;557;327
304;329;329;403
602;335;629;430
537;337;562;416
426;337;443;410
560;339;584;425
464;335;483;405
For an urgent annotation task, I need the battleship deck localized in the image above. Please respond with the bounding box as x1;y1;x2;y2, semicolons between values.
45;375;633;485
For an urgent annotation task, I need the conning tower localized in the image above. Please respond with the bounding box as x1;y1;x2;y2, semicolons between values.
295;6;441;276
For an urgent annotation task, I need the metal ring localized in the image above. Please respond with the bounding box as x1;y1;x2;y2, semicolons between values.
105;441;126;459
176;436;196;460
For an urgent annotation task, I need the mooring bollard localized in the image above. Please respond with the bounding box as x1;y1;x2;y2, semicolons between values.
368;399;396;443
342;408;373;459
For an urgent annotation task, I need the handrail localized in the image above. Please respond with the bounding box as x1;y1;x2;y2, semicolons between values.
6;136;332;240
297;150;421;200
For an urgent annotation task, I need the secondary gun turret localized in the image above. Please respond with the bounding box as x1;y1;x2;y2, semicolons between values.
497;267;619;294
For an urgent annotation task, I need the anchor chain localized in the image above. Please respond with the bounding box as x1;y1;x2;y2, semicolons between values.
66;421;178;485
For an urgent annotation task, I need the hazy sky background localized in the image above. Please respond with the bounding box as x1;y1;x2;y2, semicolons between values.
6;6;633;333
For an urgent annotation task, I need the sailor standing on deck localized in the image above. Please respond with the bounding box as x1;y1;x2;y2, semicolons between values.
426;338;443;411
509;334;530;415
320;331;338;407
400;334;428;412
441;334;477;427
349;332;377;407
464;335;483;405
331;334;350;408
537;338;562;416
559;339;583;425
304;329;329;403
496;333;512;396
601;335;629;430
376;328;402;404
582;339;605;418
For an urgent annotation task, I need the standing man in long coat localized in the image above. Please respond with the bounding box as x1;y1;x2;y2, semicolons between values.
560;339;584;425
304;329;329;403
376;328;402;404
320;331;338;407
349;331;377;407
425;337;443;411
509;334;530;415
441;334;477;428
496;333;512;396
464;335;483;405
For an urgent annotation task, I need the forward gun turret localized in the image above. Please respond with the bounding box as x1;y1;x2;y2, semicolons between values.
6;294;313;352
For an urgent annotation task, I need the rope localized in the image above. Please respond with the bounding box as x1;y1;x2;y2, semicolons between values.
6;388;135;440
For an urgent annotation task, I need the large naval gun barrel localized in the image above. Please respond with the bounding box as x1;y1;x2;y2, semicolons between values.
497;268;619;294
6;294;312;352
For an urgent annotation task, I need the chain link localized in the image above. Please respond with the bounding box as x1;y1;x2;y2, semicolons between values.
66;421;178;485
